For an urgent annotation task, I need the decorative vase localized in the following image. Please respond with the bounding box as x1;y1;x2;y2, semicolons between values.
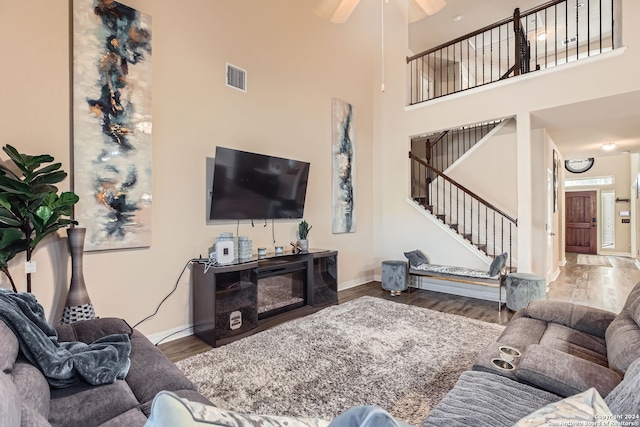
60;227;96;324
297;239;309;251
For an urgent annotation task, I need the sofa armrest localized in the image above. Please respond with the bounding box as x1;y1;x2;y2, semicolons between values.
515;344;621;398
524;300;616;339
55;317;133;343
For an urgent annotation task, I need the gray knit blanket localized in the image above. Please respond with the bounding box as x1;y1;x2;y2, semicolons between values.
0;289;131;388
421;371;560;427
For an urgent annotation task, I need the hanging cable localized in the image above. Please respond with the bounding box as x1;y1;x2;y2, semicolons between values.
380;0;384;92
272;219;276;244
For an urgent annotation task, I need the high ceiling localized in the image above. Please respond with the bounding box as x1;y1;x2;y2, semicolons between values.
409;0;636;161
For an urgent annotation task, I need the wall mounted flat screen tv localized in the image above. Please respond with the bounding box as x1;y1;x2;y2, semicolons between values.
209;147;310;220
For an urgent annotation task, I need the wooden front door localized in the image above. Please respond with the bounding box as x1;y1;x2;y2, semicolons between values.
565;191;597;254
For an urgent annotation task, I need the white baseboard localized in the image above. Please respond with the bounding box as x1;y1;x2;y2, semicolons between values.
410;276;504;303
145;324;194;346
338;276;374;291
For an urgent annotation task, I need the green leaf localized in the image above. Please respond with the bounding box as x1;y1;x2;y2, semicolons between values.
36;206;53;223
0;194;11;211
32;170;67;186
30;163;62;180
58;192;79;206
0;214;22;227
2;145;28;175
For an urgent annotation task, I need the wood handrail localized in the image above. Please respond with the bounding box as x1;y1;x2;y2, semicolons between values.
406;0;566;63
409;151;517;224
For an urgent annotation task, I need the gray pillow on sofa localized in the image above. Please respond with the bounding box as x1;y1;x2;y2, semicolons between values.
488;253;508;277
403;250;429;268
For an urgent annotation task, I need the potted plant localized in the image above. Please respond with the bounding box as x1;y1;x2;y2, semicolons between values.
297;220;312;252
0;145;79;292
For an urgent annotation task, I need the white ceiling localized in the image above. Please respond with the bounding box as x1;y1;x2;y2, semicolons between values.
409;0;636;161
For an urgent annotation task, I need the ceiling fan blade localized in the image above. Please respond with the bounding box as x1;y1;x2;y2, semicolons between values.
314;0;361;24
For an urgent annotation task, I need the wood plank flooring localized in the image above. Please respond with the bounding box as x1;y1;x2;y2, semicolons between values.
158;253;640;363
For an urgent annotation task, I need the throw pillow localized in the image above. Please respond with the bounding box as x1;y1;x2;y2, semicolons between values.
513;388;620;427
145;390;330;427
403;250;429;268
488;252;508;277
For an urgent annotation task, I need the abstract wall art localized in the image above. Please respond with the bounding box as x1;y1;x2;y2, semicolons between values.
332;98;356;234
73;0;152;251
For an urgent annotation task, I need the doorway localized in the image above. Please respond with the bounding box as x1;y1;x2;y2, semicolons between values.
565;191;597;254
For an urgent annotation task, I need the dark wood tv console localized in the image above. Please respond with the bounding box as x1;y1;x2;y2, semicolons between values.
192;249;338;347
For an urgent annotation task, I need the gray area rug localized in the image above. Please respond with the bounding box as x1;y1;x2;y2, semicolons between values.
577;254;612;267
177;296;504;425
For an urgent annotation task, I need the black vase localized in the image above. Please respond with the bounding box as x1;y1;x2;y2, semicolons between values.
60;227;96;324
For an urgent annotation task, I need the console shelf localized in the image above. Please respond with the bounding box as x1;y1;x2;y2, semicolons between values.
193;249;338;347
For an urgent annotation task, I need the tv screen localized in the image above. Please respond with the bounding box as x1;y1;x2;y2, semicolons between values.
209;147;310;220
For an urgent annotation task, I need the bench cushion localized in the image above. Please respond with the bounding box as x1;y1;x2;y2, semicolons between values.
411;263;497;279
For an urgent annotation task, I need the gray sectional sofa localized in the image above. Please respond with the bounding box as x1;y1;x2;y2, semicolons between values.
422;280;640;426
0;317;212;427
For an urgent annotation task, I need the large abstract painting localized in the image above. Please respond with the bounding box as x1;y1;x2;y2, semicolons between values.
73;0;152;251
332;98;356;234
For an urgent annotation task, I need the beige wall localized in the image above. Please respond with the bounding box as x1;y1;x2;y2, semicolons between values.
565;154;633;256
0;0;378;337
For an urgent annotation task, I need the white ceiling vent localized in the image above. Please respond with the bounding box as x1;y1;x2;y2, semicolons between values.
226;63;247;92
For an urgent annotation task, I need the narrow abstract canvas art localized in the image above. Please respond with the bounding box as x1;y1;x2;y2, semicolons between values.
332;98;356;234
73;0;152;251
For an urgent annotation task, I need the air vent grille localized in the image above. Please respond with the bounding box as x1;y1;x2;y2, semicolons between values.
226;63;246;92
562;37;578;46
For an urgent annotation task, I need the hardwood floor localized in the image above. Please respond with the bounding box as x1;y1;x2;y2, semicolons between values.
158;253;640;363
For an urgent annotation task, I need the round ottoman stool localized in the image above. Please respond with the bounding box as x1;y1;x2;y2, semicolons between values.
506;272;546;311
381;260;408;296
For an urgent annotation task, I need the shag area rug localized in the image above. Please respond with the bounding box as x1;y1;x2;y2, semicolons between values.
577;254;612;267
177;296;504;425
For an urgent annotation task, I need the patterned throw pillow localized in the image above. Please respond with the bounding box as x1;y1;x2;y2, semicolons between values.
513;388;620;427
145;391;331;427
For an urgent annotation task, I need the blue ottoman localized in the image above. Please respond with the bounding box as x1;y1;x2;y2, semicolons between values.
506;272;546;311
381;260;408;296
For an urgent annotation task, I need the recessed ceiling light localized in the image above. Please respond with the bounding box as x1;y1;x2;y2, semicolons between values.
602;143;616;151
453;15;463;22
537;33;547;41
576;2;585;7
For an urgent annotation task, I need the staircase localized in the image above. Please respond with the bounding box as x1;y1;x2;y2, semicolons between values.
410;121;517;271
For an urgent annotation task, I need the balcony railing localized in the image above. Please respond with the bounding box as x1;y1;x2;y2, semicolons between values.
407;0;615;105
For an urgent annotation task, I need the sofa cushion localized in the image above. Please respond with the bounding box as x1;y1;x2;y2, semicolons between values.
97;408;147;427
126;331;198;409
12;359;50;420
55;317;133;344
605;357;640;416
513;388;619;427
21;404;51;427
515;345;621;398
525;300;616;339
538;323;608;367
421;370;560;427
606;310;640;375
0;372;21;427
494;317;548;351
0;321;19;374
49;379;140;427
145;390;330;427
